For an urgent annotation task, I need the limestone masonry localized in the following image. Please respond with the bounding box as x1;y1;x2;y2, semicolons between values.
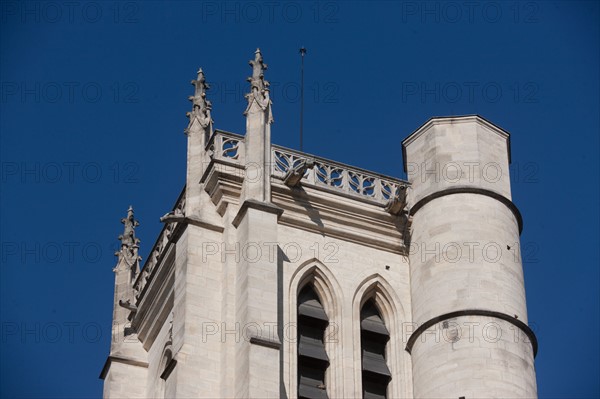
101;49;538;398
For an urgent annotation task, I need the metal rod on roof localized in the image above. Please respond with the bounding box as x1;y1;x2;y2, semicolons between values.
299;47;307;152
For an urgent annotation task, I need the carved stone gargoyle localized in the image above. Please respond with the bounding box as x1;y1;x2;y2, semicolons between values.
385;185;408;215
160;203;185;223
283;158;315;187
118;299;138;313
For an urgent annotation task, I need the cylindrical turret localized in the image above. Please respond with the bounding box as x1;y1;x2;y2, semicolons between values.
403;116;537;398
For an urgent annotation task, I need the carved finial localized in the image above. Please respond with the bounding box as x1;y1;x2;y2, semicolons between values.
247;48;269;95
186;67;213;132
119;206;139;246
244;49;273;122
116;206;141;265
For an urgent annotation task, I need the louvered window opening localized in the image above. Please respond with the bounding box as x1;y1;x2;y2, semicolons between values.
297;285;329;399
361;300;391;399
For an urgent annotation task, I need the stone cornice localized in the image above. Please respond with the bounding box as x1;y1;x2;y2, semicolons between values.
134;220;185;305
134;245;176;350
186;215;225;232
133;187;186;292
232;199;284;228
272;181;408;254
99;355;149;380
198;158;408;253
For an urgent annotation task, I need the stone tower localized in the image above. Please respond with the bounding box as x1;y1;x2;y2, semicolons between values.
100;50;538;398
402;117;537;397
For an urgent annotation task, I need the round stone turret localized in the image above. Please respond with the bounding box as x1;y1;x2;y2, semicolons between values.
403;115;537;398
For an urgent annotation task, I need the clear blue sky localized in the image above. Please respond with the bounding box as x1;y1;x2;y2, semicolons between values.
1;1;598;398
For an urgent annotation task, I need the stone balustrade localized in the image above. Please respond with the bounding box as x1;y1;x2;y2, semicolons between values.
206;130;245;163
272;145;408;205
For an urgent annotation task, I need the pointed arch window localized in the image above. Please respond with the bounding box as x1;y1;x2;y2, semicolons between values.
360;299;391;399
297;285;329;399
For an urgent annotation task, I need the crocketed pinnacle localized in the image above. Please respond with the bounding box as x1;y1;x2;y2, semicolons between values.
187;68;213;130
116;206;141;265
244;48;273;122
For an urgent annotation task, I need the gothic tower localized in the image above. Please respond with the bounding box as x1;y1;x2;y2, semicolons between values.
100;50;538;398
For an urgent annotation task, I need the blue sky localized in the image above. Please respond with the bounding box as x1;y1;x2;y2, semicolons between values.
1;1;598;398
